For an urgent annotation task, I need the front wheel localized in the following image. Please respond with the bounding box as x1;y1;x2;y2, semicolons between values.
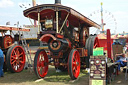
34;49;48;78
68;49;80;80
6;45;25;73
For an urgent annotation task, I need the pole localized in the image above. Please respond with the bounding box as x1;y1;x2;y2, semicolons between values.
107;29;113;62
32;0;37;26
56;11;59;33
38;12;40;34
59;13;69;33
17;21;21;41
101;2;104;32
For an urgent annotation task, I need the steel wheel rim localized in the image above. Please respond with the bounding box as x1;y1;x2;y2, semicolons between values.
37;51;48;78
72;51;80;78
10;46;25;72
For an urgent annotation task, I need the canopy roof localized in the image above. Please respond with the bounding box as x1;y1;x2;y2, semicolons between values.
24;4;100;29
0;26;30;32
98;33;128;40
97;33;107;39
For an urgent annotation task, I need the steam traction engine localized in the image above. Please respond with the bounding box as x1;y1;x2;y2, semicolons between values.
0;26;30;73
23;0;100;80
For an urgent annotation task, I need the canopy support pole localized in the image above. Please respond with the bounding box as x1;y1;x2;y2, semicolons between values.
56;11;59;33
38;12;40;34
29;17;34;28
59;13;69;33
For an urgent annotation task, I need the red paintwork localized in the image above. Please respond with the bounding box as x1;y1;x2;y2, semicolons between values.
23;3;101;80
49;40;61;51
10;45;25;72
93;37;100;48
37;50;48;78
107;29;113;60
24;4;100;29
3;35;14;49
70;50;80;78
66;20;69;27
98;39;113;50
66;39;71;49
56;34;64;39
40;34;57;43
0;26;30;31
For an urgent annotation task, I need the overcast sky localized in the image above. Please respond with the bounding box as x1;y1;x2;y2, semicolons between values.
0;0;128;34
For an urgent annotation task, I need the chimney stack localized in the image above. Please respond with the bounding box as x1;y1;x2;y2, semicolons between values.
55;0;61;5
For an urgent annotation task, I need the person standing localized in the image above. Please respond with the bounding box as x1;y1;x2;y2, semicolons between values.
0;46;4;77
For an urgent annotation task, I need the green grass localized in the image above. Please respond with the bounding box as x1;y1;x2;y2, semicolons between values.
0;66;89;85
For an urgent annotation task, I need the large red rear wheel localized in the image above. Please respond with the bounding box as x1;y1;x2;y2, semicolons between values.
68;49;80;80
34;49;48;78
90;36;100;55
6;45;25;73
85;35;100;68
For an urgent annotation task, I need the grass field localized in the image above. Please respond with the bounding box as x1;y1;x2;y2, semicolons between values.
1;63;128;85
1;46;128;85
0;66;89;85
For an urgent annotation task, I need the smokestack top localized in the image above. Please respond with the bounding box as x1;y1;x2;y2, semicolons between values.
55;0;61;5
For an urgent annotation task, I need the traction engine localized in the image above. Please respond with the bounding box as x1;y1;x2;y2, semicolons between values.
0;26;29;73
23;0;101;80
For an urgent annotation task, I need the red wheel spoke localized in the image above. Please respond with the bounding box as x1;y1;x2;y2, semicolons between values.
11;60;16;64
16;48;19;54
11;58;16;62
41;61;44;67
8;45;25;72
19;61;24;64
18;56;23;59
13;50;17;56
73;62;76;66
94;43;97;48
4;35;13;49
69;50;80;80
38;67;41;71
11;56;16;59
40;55;44;61
73;66;76;71
35;49;48;78
37;61;41;66
75;69;78;73
18;52;23;57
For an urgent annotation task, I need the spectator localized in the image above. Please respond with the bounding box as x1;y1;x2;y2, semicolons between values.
116;53;127;71
0;46;4;77
123;45;127;53
123;43;128;53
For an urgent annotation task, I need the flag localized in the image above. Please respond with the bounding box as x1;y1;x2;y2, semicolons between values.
6;21;10;25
